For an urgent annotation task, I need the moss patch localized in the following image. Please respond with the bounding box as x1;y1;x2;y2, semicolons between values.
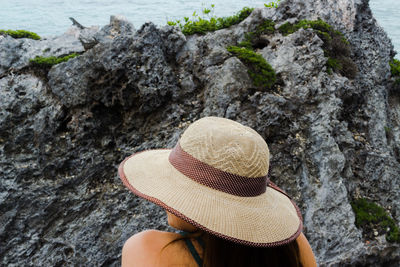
167;6;253;35
227;46;276;89
326;57;341;74
227;19;277;89
351;198;400;243
278;19;357;79
0;30;40;40
29;53;80;67
264;0;281;8
256;20;276;35
390;59;400;84
238;20;276;50
0;29;40;40
278;19;334;37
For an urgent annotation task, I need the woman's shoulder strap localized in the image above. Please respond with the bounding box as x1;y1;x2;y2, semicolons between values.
179;231;204;267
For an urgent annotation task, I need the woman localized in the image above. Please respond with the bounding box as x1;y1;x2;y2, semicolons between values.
119;117;317;266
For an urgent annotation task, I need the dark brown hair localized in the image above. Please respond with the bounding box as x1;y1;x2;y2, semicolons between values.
163;231;303;267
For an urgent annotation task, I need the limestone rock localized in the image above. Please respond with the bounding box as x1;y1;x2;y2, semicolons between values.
1;0;400;266
94;15;136;44
0;30;85;76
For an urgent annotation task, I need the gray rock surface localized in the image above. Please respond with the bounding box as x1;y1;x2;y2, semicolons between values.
0;30;85;76
1;0;399;266
0;15;135;77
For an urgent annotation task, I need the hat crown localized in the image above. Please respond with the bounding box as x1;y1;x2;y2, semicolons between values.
179;117;270;178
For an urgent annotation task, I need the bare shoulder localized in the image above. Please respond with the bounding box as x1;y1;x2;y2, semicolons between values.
122;230;183;267
296;233;317;267
124;229;180;245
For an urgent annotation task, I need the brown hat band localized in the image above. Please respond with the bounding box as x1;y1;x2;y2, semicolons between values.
168;143;268;197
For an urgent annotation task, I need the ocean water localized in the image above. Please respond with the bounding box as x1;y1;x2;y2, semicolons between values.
0;0;398;56
0;0;266;35
370;0;400;57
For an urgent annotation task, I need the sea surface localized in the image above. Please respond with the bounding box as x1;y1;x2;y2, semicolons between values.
0;0;399;56
370;0;400;57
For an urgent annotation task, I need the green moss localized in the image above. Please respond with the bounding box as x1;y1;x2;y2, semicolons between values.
326;57;342;74
277;22;296;36
238;32;255;50
29;53;79;67
278;19;334;37
167;6;254;35
0;29;40;40
278;19;357;79
264;0;281;8
390;59;400;84
238;20;276;49
390;59;400;76
227;45;276;89
255;19;276;35
301;19;333;35
384;126;392;133
351;198;400;243
279;19;341;41
227;19;277;89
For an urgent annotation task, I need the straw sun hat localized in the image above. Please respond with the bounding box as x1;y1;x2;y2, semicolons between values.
119;116;302;247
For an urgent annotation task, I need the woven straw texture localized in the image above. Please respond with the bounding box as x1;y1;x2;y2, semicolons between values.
169;143;267;196
120;116;302;246
123;150;300;243
180;117;270;178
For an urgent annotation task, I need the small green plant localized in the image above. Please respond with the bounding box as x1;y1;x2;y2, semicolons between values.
167;6;254;35
0;29;40;40
390;59;400;84
238;20;276;49
29;53;79;67
326;57;342;74
264;0;281;8
256;20;276;35
238;32;255;50
351;198;400;243
227;46;276;89
278;19;357;79
278;19;335;37
228;19;277;89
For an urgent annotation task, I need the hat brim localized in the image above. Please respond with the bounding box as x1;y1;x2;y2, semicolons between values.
119;149;302;247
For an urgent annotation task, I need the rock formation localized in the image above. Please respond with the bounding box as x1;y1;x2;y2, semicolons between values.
1;0;399;266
